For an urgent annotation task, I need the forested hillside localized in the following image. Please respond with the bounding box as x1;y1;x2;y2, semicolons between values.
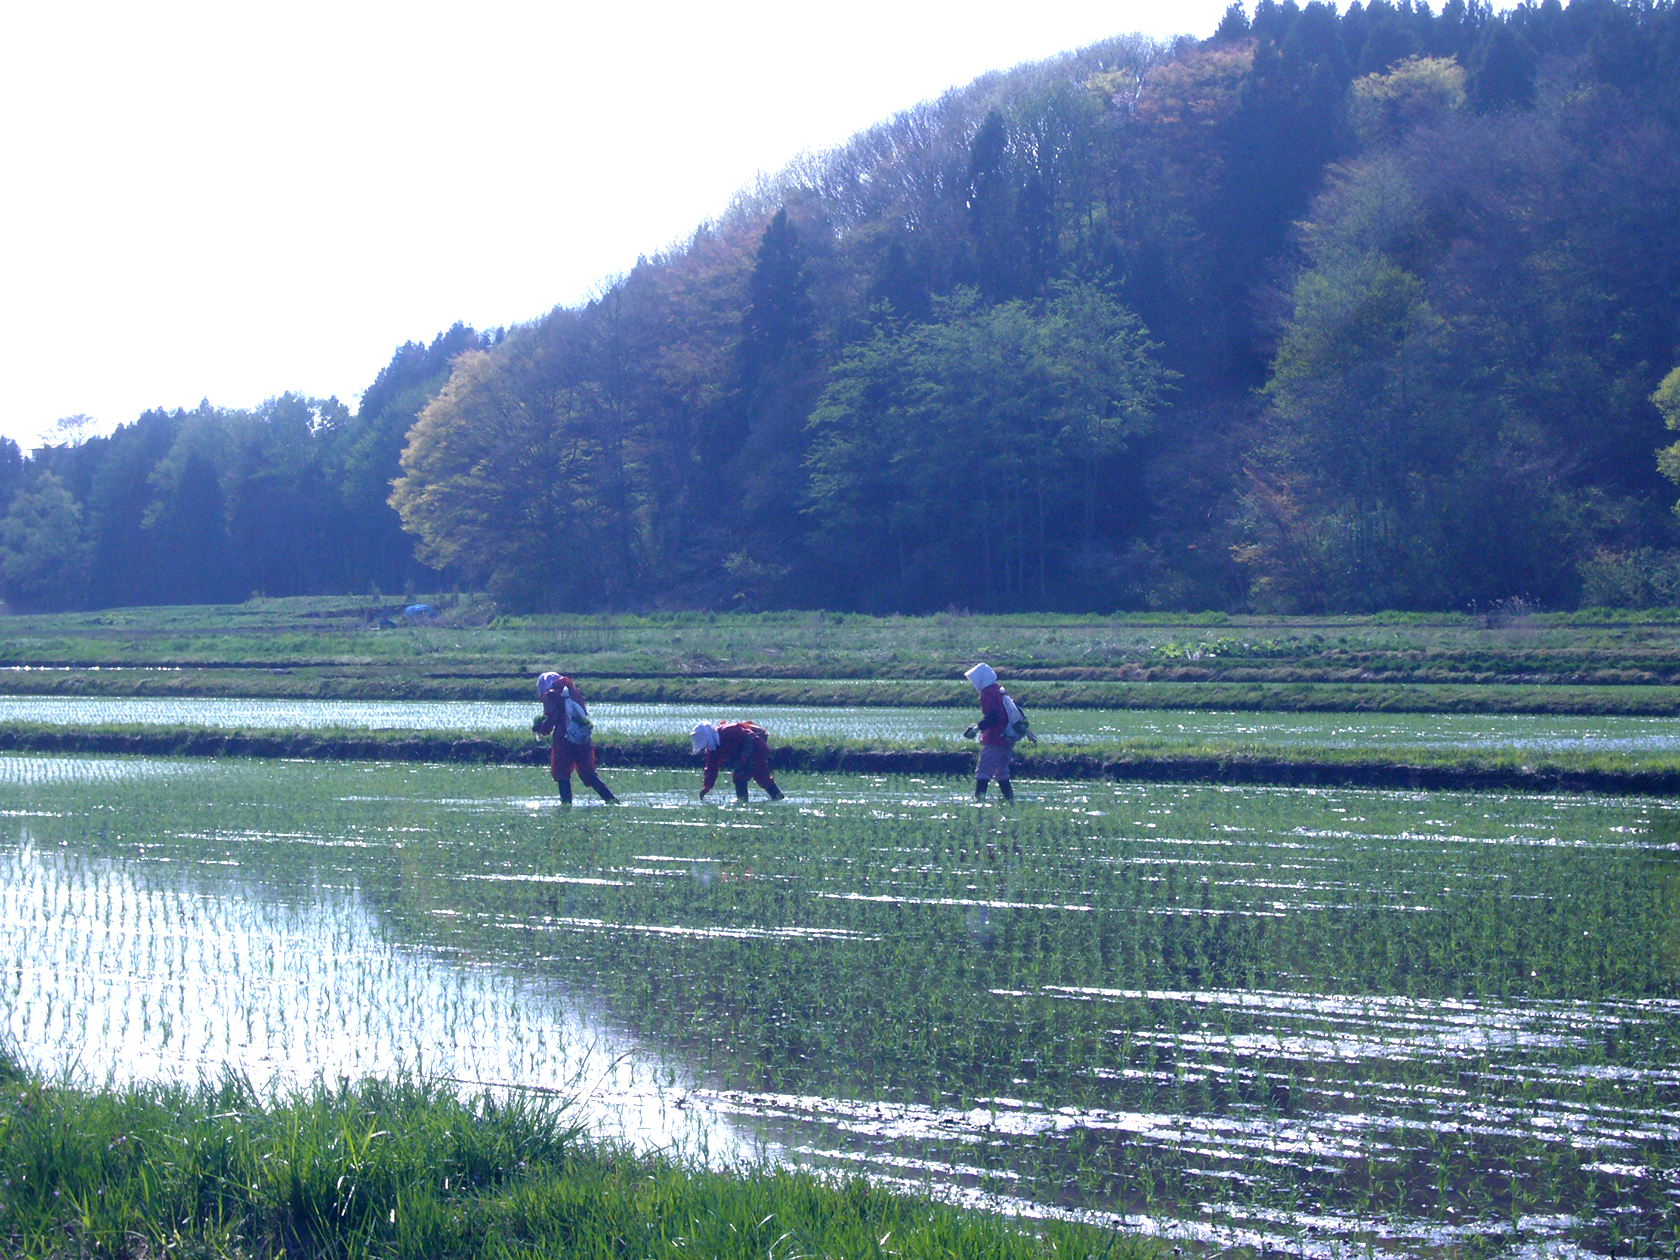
6;0;1678;615
1;326;500;609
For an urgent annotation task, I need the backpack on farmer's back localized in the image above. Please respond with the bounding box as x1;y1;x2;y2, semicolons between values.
1000;693;1033;742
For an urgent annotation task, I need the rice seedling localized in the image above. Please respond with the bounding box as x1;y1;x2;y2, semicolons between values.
0;752;1675;1255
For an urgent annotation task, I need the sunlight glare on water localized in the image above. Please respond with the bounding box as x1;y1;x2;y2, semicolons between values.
0;828;752;1161
9;695;1680;757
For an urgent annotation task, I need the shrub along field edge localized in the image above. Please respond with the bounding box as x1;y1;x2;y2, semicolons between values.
0;1052;1157;1260
3;723;1677;795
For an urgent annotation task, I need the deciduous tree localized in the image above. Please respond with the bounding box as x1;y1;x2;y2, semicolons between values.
0;473;91;611
806;283;1171;610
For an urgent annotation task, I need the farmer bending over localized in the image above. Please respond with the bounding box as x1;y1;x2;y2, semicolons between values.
533;672;618;804
962;662;1032;802
692;721;785;802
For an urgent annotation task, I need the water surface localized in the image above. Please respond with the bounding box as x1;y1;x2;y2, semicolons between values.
6;695;1680;759
2;756;1675;1257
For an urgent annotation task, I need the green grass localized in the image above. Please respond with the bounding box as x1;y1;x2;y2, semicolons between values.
0;1052;1152;1260
12;596;1680;715
21;667;1680;716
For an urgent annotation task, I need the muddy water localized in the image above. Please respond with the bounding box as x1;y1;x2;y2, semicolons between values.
7;695;1680;759
1;755;1675;1257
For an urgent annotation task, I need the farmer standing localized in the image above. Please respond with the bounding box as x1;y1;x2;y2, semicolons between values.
691;720;786;802
532;672;618;804
963;662;1031;801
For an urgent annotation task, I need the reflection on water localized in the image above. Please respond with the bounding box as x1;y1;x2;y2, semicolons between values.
8;694;1680;758
0;695;541;733
0;833;750;1161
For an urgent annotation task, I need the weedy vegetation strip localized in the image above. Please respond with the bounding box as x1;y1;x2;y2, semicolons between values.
0;1052;1153;1260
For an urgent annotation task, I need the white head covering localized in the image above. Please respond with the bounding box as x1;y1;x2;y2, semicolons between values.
691;722;720;754
964;662;997;692
537;671;561;698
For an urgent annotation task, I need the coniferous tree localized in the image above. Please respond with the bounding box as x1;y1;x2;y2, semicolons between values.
1467;21;1537;111
717;209;824;604
83;411;178;607
145;453;240;605
1213;3;1252;43
963;111;1024;302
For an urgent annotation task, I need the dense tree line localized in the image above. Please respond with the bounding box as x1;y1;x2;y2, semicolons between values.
0;326;497;611
7;0;1679;613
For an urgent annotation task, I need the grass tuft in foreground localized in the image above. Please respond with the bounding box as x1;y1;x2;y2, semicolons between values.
0;1050;1154;1260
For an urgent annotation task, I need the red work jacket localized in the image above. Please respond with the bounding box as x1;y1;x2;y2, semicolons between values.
701;721;768;791
976;683;1013;747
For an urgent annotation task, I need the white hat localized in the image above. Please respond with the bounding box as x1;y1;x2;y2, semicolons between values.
964;662;997;692
537;672;561;697
691;722;720;754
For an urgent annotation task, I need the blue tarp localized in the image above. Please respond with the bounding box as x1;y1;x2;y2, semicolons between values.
403;604;437;619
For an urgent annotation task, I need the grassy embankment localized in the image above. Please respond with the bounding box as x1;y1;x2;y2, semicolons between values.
10;595;1680;701
9;596;1680;789
0;1052;1151;1260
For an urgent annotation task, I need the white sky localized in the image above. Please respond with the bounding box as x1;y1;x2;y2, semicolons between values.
0;0;1231;451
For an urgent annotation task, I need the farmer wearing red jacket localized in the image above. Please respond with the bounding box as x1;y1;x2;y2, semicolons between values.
532;672;618;804
691;720;786;802
963;662;1031;801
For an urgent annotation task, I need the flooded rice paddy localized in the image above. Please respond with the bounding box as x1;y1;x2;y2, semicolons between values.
7;694;1680;759
1;753;1676;1257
